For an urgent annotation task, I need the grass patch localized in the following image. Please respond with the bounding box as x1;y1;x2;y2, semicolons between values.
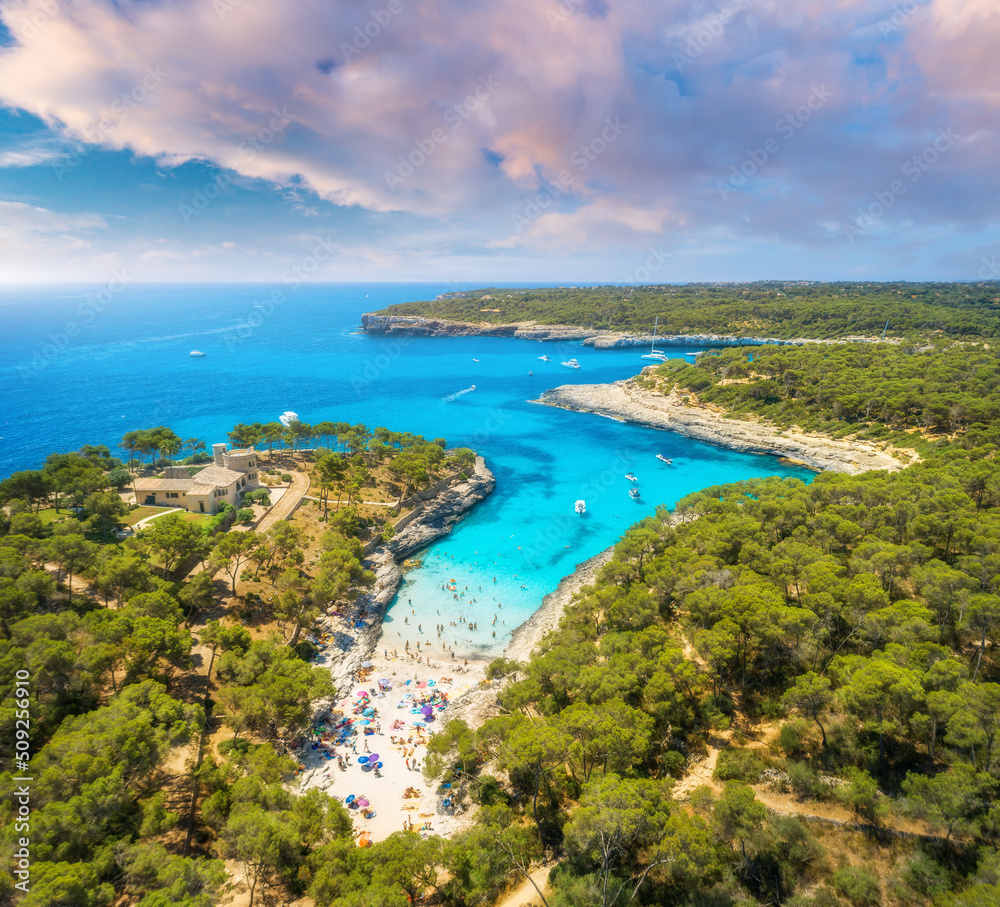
123;506;177;526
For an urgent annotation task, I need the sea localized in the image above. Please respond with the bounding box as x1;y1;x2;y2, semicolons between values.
0;282;813;656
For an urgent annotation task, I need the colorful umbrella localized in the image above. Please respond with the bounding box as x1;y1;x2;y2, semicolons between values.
369;753;379;762
357;756;369;764
356;798;370;807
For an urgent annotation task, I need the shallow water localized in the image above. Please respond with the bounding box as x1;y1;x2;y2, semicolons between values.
0;283;813;654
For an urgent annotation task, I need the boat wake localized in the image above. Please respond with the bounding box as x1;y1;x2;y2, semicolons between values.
442;384;476;402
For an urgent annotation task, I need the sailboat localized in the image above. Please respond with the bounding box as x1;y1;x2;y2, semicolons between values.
641;316;669;361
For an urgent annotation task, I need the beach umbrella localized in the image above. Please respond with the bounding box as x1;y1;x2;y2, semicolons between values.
369;753;379;762
345;794;356;803
358;756;369;764
362;660;373;667
357;798;370;807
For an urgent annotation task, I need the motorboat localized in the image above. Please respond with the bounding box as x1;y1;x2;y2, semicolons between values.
189;350;206;357
279;411;299;427
629;488;641;500
625;473;638;482
575;499;587;514
538;355;550;362
641;316;669;361
656;454;673;465
562;358;581;369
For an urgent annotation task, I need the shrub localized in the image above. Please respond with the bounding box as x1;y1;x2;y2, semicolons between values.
787;760;822;800
777;718;812;757
280;473;293;483
713;747;767;783
832;866;880;907
235;507;254;524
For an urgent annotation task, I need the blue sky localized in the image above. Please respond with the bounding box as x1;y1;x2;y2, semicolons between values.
0;0;998;283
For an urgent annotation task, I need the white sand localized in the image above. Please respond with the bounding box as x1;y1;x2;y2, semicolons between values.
296;646;491;843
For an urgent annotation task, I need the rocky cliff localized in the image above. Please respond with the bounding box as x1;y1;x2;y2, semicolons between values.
361;312;863;348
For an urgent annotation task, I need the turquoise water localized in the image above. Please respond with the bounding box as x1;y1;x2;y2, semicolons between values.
0;283;812;655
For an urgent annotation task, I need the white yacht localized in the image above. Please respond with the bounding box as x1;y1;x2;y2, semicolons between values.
575;499;587;514
641;316;669;361
189;350;206;357
656;454;673;465
538;355;551;362
562;358;581;369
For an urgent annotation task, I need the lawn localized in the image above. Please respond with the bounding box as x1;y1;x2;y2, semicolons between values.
123;505;177;526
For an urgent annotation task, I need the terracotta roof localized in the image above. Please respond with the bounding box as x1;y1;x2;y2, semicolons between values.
133;478;194;492
192;464;245;487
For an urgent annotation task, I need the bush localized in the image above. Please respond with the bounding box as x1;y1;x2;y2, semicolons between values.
778;718;812;757
280;473;293;483
787;760;822;800
832;866;881;906
235;508;254;524
713;747;767;783
242;488;271;506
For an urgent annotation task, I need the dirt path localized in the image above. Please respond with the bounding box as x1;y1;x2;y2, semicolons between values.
496;863;556;907
254;472;310;534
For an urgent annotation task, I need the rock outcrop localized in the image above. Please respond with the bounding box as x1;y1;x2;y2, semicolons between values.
534;382;915;475
361;313;881;348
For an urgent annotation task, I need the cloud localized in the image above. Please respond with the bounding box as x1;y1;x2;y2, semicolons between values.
0;0;997;268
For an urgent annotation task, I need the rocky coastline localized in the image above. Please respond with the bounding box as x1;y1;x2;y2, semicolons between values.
360;312;883;349
314;455;496;697
534;381;915;475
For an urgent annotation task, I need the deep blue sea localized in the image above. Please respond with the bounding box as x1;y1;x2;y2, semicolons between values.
0;283;812;655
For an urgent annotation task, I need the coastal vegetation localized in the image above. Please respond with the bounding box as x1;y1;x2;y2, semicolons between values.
424;447;1000;906
647;341;1000;451
372;281;1000;340
0;422;476;905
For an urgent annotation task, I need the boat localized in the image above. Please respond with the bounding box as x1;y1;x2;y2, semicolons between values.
575;499;587;514
641;316;669;361
625;473;638;482
629;488;641;500
538;355;550;362
279;411;299;427
656;454;673;465
188;350;206;357
473;358;479;362
562;358;581;369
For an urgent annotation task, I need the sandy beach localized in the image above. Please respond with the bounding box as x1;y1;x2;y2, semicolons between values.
294;541;615;844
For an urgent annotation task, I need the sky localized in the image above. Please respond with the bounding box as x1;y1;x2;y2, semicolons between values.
0;0;998;284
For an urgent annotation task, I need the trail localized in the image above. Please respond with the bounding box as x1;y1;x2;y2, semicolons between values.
495;863;555;907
